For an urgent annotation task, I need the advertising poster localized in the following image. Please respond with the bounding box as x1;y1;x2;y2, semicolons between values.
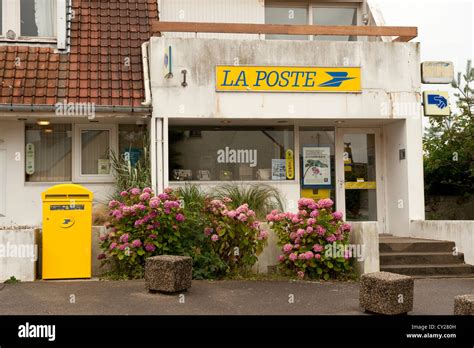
272;159;287;180
302;147;331;187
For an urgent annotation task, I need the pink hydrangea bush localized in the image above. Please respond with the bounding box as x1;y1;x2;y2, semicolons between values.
267;198;352;280
204;198;268;274
99;187;186;278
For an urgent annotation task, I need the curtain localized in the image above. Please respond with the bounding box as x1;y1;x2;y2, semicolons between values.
34;0;56;37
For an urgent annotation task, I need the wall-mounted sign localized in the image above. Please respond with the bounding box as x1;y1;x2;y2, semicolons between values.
302;147;331;187
423;91;450;116
285;149;295;180
421;61;454;84
216;66;361;93
25;143;35;175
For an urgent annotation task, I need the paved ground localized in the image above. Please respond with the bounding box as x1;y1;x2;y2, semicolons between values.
0;278;472;315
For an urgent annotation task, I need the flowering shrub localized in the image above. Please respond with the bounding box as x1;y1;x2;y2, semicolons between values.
266;198;352;280
203;198;269;274
99;187;186;278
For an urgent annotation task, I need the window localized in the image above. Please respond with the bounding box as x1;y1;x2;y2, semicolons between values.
25;124;72;182
24;123;146;183
74;125;117;182
265;5;308;40
1;0;66;46
20;0;57;37
169;126;295;182
312;7;358;41
119;124;148;167
80;130;111;175
265;2;359;41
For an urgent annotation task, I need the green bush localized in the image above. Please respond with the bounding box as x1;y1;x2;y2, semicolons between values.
214;183;284;219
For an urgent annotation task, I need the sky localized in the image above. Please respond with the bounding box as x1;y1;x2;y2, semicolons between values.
374;0;473;73
373;0;473;125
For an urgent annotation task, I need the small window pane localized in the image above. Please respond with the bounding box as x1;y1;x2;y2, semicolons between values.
81;130;111;175
25;124;72;182
265;6;308;40
20;0;56;37
169;126;294;182
119;124;148;167
313;7;358;41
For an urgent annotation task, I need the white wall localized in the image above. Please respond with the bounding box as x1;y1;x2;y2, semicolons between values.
0;149;6;216
0;121;114;227
350;222;380;274
410;221;474;265
150;38;421;120
383;120;410;235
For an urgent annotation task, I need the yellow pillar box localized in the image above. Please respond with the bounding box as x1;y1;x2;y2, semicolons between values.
42;184;93;279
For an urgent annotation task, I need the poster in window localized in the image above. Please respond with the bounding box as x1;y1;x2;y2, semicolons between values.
271;159;286;180
302;147;331;187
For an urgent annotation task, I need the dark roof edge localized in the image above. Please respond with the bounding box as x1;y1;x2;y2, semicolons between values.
0;104;152;114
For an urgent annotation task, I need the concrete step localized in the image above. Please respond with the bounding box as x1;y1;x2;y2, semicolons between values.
379;238;455;253
380;252;465;266
380;264;474;276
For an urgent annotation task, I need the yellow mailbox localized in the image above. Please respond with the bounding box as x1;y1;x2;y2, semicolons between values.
42;184;93;279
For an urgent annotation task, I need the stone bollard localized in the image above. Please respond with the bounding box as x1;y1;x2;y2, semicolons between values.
359;271;414;315
145;255;192;293
454;295;474;315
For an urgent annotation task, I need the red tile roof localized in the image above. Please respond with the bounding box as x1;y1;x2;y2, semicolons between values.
0;0;158;109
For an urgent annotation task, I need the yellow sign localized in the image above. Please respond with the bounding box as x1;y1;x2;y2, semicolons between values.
216;66;361;93
286;149;295;179
345;181;377;190
301;188;331;200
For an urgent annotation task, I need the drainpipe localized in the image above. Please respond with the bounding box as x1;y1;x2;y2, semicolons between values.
141;42;152;106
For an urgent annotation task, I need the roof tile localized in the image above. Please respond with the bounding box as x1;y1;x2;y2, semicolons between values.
0;0;158;108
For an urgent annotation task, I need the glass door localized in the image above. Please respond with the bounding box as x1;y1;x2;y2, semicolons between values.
335;128;385;232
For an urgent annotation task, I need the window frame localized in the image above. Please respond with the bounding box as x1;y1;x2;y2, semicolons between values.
264;1;361;41
0;0;66;48
73;124;118;183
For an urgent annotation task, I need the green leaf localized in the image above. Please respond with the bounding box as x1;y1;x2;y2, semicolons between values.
327;261;333;268
137;249;145;256
323;273;330;280
316;267;323;275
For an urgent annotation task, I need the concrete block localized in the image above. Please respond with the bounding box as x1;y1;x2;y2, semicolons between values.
454;294;474;315
0;228;38;282
145;255;192;293
360;271;414;315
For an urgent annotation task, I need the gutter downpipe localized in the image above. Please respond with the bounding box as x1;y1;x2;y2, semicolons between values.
141;42;152;107
141;41;164;194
